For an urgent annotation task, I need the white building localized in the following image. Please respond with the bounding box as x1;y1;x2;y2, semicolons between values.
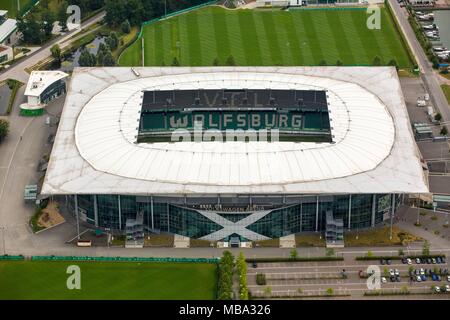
0;10;17;46
20;71;69;116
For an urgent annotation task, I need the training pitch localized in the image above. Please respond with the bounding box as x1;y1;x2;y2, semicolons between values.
0;261;217;299
119;6;413;68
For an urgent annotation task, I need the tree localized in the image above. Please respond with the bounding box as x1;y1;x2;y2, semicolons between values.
213;57;220;66
121;19;131;34
0;119;10;142
78;48;96;66
102;50;115;66
50;44;61;61
17;15;46;44
422;240;430;256
290;248;298;259
106;32;119;50
435;113;442;122
171;57;180;66
336;60;343;66
57;1;69;32
388;59;398;70
366;250;373;258
372;56;382;66
225;55;235;66
398;249;404;256
263;286;272;297
319;59;327;66
326;287;334;295
41;11;55;38
96;50;104;66
440;126;448;136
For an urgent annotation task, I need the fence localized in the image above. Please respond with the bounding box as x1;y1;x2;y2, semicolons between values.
31;255;219;264
0;255;25;261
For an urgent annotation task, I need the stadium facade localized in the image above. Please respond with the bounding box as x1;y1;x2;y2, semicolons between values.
41;67;429;242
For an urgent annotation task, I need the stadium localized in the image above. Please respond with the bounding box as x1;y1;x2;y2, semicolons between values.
41;66;428;244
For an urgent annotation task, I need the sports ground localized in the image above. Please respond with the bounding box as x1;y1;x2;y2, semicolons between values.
0;261;217;299
119;6;413;68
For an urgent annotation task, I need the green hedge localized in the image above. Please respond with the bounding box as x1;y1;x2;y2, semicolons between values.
246;256;343;263
5;79;23;115
0;255;25;261
31;255;219;263
356;254;446;261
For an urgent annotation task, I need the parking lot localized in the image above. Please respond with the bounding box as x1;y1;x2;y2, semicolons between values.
246;255;450;299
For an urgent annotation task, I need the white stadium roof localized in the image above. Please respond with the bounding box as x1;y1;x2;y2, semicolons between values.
42;67;429;196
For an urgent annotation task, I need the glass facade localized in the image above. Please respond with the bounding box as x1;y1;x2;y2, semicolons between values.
68;193;402;239
39;79;66;104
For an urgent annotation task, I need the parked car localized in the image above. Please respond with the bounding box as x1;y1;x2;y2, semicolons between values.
432;274;438;281
380;259;386;265
420;268;425;275
437;275;442;281
421;275;427;281
252;262;257;268
432;258;437;264
444;285;450;292
402;258;407;264
390;276;396;282
407;258;412;265
447;275;450;282
381;277;387;283
436;257;442;264
386;259;391;265
396;276;401;282
416;275;422;282
427;258;432;264
434;286;440;293
441;257;446;264
416;258;421;264
389;269;395;276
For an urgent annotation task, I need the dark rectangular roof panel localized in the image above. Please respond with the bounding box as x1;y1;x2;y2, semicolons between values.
142;89;328;111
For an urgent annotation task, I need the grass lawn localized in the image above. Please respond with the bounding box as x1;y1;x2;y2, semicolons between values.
441;84;450;105
0;0;32;17
344;226;422;247
119;6;413;68
0;261;217;299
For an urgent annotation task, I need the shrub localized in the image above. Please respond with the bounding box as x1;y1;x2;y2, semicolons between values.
256;273;266;285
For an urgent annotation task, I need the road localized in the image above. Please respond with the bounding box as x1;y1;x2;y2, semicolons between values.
388;0;450;122
0;11;105;83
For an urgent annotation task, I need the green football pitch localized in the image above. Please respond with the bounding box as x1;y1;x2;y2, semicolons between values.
0;261;217;299
0;0;32;17
119;6;413;68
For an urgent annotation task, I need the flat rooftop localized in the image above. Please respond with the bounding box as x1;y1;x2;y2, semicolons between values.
41;67;429;196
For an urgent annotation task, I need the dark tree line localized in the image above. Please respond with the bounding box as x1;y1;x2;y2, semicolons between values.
17;0;105;44
105;0;212;27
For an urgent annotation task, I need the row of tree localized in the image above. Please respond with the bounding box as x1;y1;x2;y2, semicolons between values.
236;252;249;300
105;0;211;27
0;119;9;143
17;0;105;44
217;250;234;300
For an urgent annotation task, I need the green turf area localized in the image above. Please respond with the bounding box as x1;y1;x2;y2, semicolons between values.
0;261;217;299
119;6;413;68
0;0;32;17
441;84;450;105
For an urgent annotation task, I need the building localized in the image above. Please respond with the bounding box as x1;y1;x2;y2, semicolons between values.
0;44;13;63
41;67;429;244
20;71;68;116
0;10;17;46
